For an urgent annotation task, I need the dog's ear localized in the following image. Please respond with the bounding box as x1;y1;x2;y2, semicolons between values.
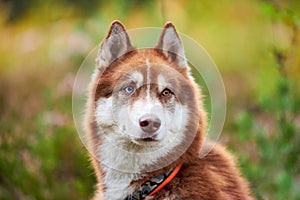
96;20;134;70
156;22;188;69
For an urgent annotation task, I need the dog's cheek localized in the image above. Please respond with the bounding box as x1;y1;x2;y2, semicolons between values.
114;106;124;125
95;97;114;126
169;103;189;133
113;96;131;126
164;96;177;117
176;104;189;131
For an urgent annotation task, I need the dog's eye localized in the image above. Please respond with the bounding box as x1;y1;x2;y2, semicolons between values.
161;88;172;97
124;86;134;94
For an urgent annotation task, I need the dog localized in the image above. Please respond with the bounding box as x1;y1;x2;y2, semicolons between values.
84;20;254;200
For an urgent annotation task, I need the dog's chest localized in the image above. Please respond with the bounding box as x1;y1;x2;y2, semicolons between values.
103;168;141;199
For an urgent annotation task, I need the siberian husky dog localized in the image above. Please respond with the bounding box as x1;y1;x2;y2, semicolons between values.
84;21;253;200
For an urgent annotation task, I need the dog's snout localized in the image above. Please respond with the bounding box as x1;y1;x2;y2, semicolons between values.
139;114;161;133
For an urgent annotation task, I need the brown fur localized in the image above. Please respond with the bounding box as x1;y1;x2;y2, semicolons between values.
84;21;254;199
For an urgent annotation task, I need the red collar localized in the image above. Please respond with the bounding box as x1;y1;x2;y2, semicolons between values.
124;163;183;200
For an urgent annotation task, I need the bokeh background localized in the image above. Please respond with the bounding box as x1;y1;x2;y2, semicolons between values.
0;0;299;199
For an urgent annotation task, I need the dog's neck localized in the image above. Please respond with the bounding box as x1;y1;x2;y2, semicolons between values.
100;155;182;200
101;166;142;199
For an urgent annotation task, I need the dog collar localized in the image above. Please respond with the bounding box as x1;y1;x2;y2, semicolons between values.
124;163;183;200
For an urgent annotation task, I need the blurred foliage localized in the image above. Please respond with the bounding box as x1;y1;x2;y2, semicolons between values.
232;2;300;199
0;0;299;199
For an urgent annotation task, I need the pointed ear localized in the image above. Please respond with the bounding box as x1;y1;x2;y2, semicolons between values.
96;20;134;70
156;22;188;68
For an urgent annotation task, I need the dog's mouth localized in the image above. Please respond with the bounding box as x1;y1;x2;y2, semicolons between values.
135;137;159;142
130;134;161;145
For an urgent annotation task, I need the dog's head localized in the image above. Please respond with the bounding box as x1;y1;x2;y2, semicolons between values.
92;21;203;156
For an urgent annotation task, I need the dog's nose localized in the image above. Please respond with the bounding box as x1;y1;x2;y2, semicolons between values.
139;114;161;133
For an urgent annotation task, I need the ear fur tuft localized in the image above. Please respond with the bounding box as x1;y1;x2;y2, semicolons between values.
96;20;134;70
156;22;188;69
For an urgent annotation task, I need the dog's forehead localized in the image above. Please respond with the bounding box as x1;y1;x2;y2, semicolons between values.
129;70;144;85
124;64;173;87
112;48;187;82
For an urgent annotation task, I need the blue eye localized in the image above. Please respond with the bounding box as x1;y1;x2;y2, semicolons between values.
124;86;134;94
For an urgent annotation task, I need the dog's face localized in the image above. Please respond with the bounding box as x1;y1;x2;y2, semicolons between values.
110;63;191;145
92;22;201;158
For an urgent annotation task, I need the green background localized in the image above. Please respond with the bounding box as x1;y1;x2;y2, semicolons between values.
0;0;299;199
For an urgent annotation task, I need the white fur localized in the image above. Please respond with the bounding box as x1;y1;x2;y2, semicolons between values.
157;74;168;92
95;97;115;128
146;58;151;103
130;71;144;88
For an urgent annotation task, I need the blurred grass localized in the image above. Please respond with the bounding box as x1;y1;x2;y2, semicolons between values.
0;0;299;199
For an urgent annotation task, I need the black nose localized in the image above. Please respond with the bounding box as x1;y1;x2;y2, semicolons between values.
139;114;161;133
